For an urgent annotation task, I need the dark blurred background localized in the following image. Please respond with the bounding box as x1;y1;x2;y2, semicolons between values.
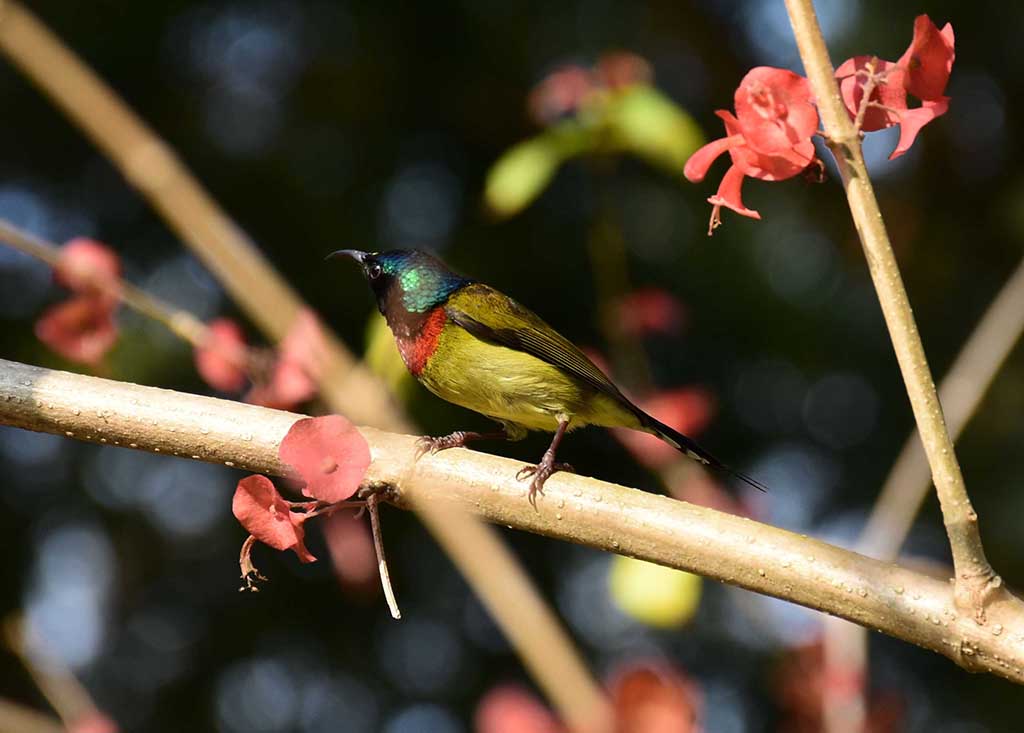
0;1;1022;731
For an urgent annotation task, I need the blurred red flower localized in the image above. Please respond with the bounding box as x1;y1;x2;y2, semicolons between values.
528;65;596;125
323;511;378;595
278;415;371;504
68;711;119;733
232;475;316;563
614;288;686;338
194;318;249;392
613;387;715;469
474;684;562;733
608;661;702;733
775;639;904;733
35;238;123;364
684;67;819;230
246;309;326;410
835;15;954;159
595;51;653;90
35;295;118;365
473;661;701;733
54;237;121;301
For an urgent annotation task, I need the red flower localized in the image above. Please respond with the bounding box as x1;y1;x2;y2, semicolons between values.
595;51;653;90
835;15;954;160
232;475;316;562
54;238;121;302
474;684;562;733
35;238;123;365
528;65;596;126
612;388;714;470
733;66;819;155
614;288;686;338
246;309;326;410
35;295;118;365
194;318;249;392
608;661;702;733
278;415;371;504
835;57;907;132
323;512;377;594
684;67;818;231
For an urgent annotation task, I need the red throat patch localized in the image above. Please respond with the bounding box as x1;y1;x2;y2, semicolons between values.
396;307;447;376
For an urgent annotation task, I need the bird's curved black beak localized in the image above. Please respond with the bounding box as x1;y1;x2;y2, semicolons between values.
326;249;368;264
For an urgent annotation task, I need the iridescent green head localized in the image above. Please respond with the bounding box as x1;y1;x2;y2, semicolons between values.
330;249;471;317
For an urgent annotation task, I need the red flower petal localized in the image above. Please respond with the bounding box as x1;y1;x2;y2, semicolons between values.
35;295;118;365
528;65;596;125
608;661;702;733
734;67;818;155
195;318;249;393
596;51;653;89
835;56;907;131
613;388;714;470
55;238;121;301
717;111;813;181
682;129;746;183
323;512;377;593
898;15;955;102
278;415;371;503
232;475;316;562
708;163;761;220
475;684;562;733
247;309;327;410
614;288;687;338
889;96;949;160
69;711;119;733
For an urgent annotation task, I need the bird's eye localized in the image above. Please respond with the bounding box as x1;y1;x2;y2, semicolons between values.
368;264;382;280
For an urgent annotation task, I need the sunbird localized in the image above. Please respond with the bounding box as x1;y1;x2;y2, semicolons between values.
333;249;767;502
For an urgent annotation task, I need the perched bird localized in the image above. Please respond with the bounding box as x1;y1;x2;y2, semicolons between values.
332;249;767;502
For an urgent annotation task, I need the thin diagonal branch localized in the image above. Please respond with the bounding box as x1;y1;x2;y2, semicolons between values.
2;359;1024;684
0;0;402;431
860;255;1024;559
783;0;1004;621
0;219;208;347
0;6;611;724
822;253;1024;733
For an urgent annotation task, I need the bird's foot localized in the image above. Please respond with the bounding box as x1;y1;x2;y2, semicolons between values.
415;431;472;459
516;455;574;507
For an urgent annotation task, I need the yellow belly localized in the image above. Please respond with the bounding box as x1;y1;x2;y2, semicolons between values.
419;325;640;433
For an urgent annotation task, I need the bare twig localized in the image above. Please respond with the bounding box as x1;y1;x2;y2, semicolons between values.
367;493;402;620
851;56;879;133
860;256;1024;559
784;0;1005;622
2;359;1024;685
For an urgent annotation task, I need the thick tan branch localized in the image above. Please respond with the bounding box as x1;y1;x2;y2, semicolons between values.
2;359;1024;684
783;0;1001;618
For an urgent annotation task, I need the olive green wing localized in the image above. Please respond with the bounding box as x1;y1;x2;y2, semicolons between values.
445;283;631;403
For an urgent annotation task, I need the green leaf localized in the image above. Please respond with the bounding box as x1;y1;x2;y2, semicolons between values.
605;85;704;170
484;123;590;218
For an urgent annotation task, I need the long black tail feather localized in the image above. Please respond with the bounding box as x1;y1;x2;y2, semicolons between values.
640;414;769;493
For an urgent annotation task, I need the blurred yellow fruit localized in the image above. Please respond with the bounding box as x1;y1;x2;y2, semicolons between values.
609;555;702;628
